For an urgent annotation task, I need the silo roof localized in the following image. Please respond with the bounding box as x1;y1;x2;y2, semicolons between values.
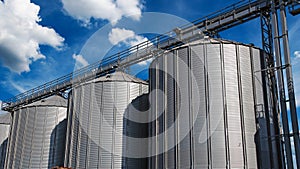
24;95;67;108
175;37;260;50
0;113;11;125
85;71;148;85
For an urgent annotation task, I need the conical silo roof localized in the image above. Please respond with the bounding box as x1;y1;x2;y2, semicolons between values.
24;95;67;108
85;71;148;85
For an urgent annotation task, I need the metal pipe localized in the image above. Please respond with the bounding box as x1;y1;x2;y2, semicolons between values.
279;1;300;168
271;1;294;168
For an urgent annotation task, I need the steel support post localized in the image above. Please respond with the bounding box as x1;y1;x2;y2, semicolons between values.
260;10;284;169
271;1;294;168
279;1;300;168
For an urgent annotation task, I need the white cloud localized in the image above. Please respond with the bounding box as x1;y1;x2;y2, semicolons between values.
72;54;89;67
294;51;300;58
109;28;136;45
0;0;64;73
108;27;149;46
137;58;153;66
10;80;27;93
61;0;143;25
108;27;153;66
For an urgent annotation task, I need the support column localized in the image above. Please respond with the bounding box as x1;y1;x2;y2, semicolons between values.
271;1;294;168
279;1;300;168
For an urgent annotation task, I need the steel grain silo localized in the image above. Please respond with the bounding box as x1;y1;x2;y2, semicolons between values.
5;95;67;169
64;71;148;169
149;38;262;169
0;113;10;169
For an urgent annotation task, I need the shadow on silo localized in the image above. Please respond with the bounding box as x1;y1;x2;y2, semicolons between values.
122;94;149;169
0;138;8;169
48;119;67;169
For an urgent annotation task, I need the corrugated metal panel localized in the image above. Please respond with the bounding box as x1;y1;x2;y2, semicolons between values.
149;60;159;169
191;44;209;168
5;95;67;169
0;113;10;169
65;71;148;169
177;47;192;168
149;40;260;169
252;48;272;169
206;43;227;168
223;44;244;168
239;45;257;169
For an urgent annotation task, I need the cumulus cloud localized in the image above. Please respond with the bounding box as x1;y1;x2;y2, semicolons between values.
108;27;153;66
294;51;300;58
109;28;136;45
108;27;149;46
0;0;64;73
72;54;89;68
61;0;143;25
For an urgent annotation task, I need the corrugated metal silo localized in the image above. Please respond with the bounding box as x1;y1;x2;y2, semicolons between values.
149;38;261;169
0;113;10;169
5;95;67;169
64;71;148;169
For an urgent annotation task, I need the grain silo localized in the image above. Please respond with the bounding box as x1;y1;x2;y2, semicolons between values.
5;95;67;169
0;113;10;169
64;71;148;169
148;38;274;169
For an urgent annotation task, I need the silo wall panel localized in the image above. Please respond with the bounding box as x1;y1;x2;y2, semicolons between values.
223;44;244;168
65;72;148;169
5;96;67;169
149;40;260;169
206;43;226;168
0;114;10;169
252;48;272;169
239;46;258;169
191;44;209;168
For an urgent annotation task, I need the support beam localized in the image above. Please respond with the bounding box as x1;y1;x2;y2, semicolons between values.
279;1;300;168
260;10;284;169
271;1;294;168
